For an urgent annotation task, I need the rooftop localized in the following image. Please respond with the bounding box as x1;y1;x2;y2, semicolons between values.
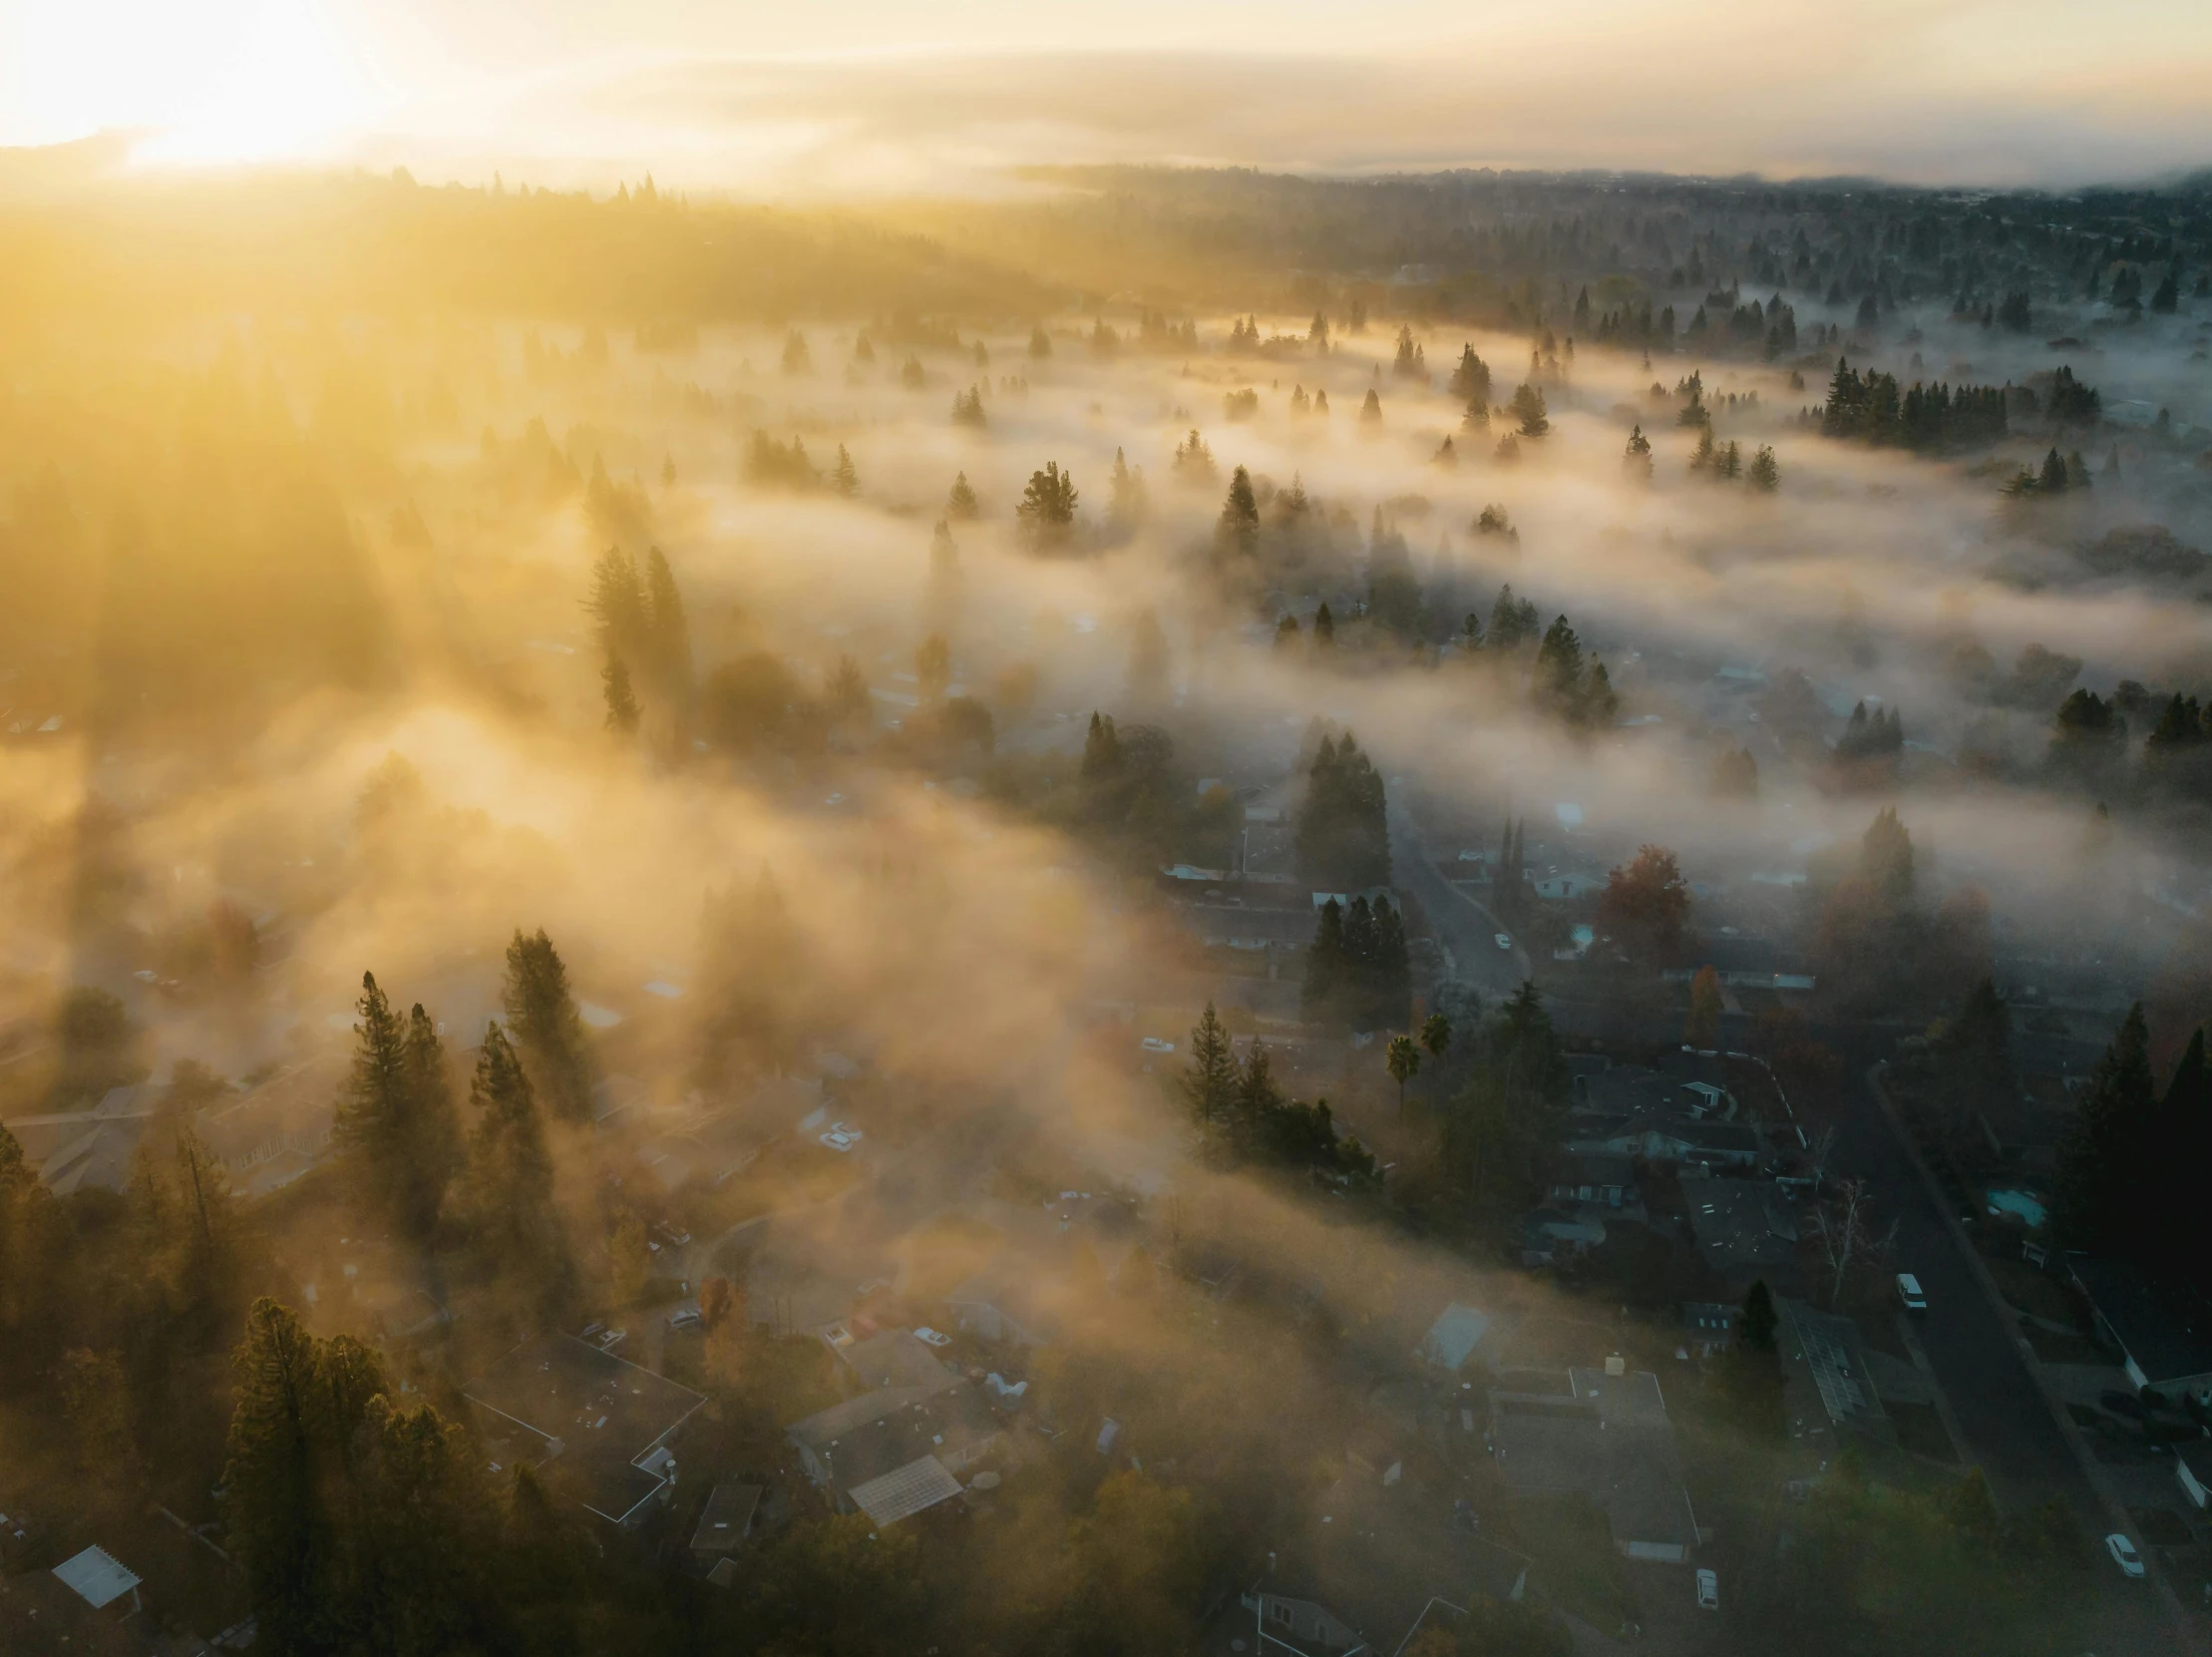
788;1377;1003;1496
2068;1256;2212;1391
464;1334;707;1525
689;1482;763;1554
52;1545;139;1612
1490;1370;1694;1559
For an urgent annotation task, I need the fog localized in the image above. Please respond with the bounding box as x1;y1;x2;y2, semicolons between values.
3;164;2211;1656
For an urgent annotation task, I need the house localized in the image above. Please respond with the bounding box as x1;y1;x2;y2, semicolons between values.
1519;1205;1607;1265
53;1546;142;1619
636;1106;766;1193
0;1551;152;1657
1545;1152;1640;1209
1682;1302;1737;1357
1489;1369;1697;1562
1246;1590;1369;1657
7;1085;157;1195
947;1273;1057;1347
785;1377;1008;1525
1420;1304;1492;1373
1561;1110;1760;1169
2176;1439;2212;1510
464;1334;707;1529
1778;1298;1893;1443
2067;1256;2212;1403
194;1053;345;1197
1680;1176;1801;1284
689;1482;763;1559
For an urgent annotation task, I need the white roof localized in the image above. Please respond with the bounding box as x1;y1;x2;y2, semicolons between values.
847;1453;964;1526
54;1544;140;1609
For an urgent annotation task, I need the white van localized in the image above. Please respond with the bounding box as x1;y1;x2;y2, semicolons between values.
1896;1272;1928;1314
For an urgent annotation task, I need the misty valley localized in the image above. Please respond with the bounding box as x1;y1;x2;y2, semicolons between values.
3;165;2212;1657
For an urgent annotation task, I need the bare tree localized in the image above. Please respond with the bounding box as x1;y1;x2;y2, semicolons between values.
1809;1176;1878;1306
1805;1122;1838;1191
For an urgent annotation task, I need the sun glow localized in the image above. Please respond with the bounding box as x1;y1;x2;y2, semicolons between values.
2;0;386;166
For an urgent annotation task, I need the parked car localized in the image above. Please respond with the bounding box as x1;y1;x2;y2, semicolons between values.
667;1308;702;1332
1494;933;1513;951
654;1222;692;1248
1695;1568;1719;1610
819;1123;864;1152
914;1326;952;1348
2106;1532;2146;1578
1896;1272;1928;1314
1140;1036;1176;1053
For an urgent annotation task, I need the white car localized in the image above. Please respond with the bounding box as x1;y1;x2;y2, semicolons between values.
1140;1036;1176;1054
1494;933;1513;952
2106;1532;2145;1578
819;1123;864;1153
1695;1568;1718;1611
914;1326;952;1348
1896;1272;1928;1314
667;1308;702;1332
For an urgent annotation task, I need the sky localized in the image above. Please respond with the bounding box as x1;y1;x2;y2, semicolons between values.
4;0;2212;192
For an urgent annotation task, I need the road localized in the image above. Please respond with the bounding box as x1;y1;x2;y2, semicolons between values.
1812;1034;2189;1653
1389;803;1529;1002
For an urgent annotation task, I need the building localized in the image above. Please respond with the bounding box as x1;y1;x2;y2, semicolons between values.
1778;1298;1893;1445
1545;1152;1640;1210
1420;1304;1492;1373
53;1546;142;1619
689;1481;764;1560
785;1376;1008;1526
464;1334;706;1528
1680;1176;1802;1286
1519;1205;1608;1266
1489;1369;1697;1563
2067;1256;2212;1403
7;1085;156;1195
1562;1110;1761;1169
1682;1302;1737;1357
194;1053;345;1198
1248;1591;1369;1657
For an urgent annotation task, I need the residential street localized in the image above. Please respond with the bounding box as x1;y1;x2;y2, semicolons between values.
1390;802;1530;1002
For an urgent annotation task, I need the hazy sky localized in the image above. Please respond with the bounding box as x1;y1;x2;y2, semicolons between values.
5;0;2211;191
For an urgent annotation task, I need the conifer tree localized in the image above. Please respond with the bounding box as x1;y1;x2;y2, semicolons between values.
946;471;981;521
464;1026;571;1312
2052;1004;2155;1249
642;546;692;697
1182;1002;1237;1129
1217;466;1260;558
503;929;594;1123
832;444;860;497
602;651;639;733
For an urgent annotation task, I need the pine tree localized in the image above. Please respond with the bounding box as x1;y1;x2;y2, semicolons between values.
1360;388;1382;424
1313;604;1335;646
2051;1005;2156;1249
586;547;648;663
601;651;639;733
503;929;594;1123
946;471;980;521
1182;1003;1237;1129
335;973;415;1229
1303;898;1346;1016
832;444;860;497
1748;445;1779;491
1217;466;1260;558
1625;424;1653;476
642;546;692;696
1510;383;1550;438
1741;1279;1778;1350
1029;324;1052;359
463;1027;571;1315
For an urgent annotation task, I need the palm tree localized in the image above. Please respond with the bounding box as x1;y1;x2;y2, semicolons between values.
1419;1012;1452;1060
1386;1035;1421;1111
